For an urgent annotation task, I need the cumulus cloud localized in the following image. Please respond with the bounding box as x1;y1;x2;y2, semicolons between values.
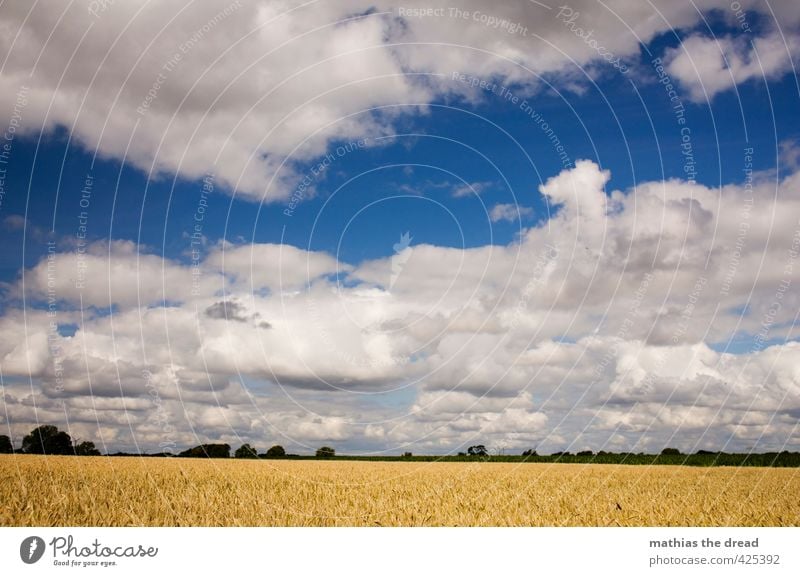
780;139;800;172
0;1;428;201
1;0;797;202
1;160;798;453
664;32;800;101
2;0;799;453
205;299;271;328
204;242;347;292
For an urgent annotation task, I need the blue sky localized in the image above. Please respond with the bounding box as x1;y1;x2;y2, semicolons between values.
0;0;799;455
2;69;796;275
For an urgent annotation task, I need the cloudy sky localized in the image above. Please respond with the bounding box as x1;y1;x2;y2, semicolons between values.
0;0;798;455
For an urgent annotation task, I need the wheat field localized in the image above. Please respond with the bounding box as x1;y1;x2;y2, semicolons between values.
1;455;798;526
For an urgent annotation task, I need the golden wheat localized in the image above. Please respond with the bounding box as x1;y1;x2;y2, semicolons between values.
1;455;798;526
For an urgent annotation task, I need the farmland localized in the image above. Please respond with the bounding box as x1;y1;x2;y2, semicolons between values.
1;455;798;526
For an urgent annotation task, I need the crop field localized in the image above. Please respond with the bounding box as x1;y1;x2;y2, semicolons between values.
1;455;798;526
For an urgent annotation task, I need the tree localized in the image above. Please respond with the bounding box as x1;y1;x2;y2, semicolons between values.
0;434;13;454
577;450;593;457
316;446;335;458
402;452;413;458
265;445;286;458
661;448;682;456
74;441;101;456
467;445;488;457
235;443;258;459
22;425;73;455
522;449;537;457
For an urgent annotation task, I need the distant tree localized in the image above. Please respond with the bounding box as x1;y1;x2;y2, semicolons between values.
467;445;488;457
577;450;593;457
402;452;413;458
522;449;537;457
74;441;101;456
235;443;258;459
264;445;286;458
457;452;467;457
316;446;335;458
0;434;13;454
22;425;73;455
661;448;682;456
179;443;231;458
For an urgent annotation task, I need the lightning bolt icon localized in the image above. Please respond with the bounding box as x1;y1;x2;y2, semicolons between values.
29;538;38;560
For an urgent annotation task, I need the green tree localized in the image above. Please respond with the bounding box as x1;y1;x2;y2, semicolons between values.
661;448;682;456
235;443;258;459
0;434;13;454
265;445;286;458
467;445;488;457
74;441;101;456
315;446;335;458
22;425;73;455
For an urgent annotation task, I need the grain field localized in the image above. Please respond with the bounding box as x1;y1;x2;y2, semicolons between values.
1;455;798;526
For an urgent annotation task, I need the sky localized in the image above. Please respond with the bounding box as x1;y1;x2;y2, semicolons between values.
0;0;799;455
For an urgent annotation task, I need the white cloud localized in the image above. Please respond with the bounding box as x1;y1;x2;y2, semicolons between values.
0;1;429;201
2;160;799;453
17;240;221;308
1;0;797;202
664;32;800;101
452;181;492;198
2;0;800;452
204;242;348;292
489;203;533;223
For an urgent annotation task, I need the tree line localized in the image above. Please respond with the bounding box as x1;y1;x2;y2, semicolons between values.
0;425;337;460
173;444;336;459
3;427;799;467
0;425;100;456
